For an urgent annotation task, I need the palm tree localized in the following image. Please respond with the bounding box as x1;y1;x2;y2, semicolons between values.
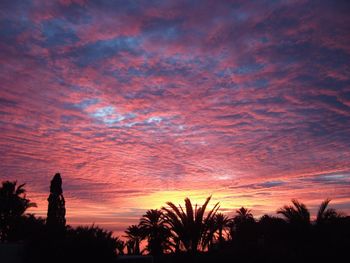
124;224;143;255
115;237;125;255
139;209;171;255
277;199;310;225
214;213;230;247
234;207;254;224
0;181;36;242
316;198;344;225
230;207;256;244
162;196;219;253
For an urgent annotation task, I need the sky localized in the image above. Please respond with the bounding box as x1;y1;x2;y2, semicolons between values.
0;0;350;234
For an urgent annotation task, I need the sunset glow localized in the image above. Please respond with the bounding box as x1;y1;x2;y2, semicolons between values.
1;0;350;236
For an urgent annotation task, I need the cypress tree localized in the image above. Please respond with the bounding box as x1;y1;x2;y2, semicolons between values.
47;173;66;228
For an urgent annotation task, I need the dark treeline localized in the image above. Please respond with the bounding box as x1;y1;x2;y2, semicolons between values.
0;174;349;263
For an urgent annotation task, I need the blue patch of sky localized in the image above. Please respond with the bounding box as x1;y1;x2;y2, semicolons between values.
235;63;264;74
91;106;137;126
302;172;350;185
275;41;350;68
89;104;171;129
76;98;100;110
256;96;286;105
242;78;269;89
215;63;264;78
41;18;79;47
60;114;84;123
68;85;102;96
253;78;268;88
62;98;99;112
0;18;31;44
124;115;166;128
111;57;197;81
87;0;152;15
124;87;166;99
232;10;249;22
258;180;285;188
260;36;269;43
141;17;183;41
306;94;350;113
59;3;92;24
147;116;162;124
0;97;18;107
73;36;141;67
92;106;115;118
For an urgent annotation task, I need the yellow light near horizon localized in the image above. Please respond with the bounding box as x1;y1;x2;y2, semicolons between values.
128;189;258;215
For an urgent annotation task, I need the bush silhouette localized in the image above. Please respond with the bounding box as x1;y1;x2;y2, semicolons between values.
0;181;36;242
64;225;118;263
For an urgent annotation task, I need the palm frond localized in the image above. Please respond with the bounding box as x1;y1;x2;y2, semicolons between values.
185;198;194;224
166;202;186;223
317;198;331;222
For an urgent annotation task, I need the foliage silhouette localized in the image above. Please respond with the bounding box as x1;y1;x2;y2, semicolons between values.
139;209;171;255
316;198;341;224
0;181;36;242
47;173;66;229
213;213;230;249
124;224;143;255
115;237;126;255
162;196;219;253
231;206;258;252
64;225;118;263
1;178;350;263
277;199;310;225
234;207;254;223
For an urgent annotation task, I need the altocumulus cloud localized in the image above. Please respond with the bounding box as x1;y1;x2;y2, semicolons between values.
0;0;349;230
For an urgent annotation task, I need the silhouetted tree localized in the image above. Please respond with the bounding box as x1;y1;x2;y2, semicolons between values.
125;224;143;255
2;177;350;263
162;196;219;253
47;173;66;229
230;207;254;235
140;209;171;255
277;200;312;261
19;215;49;262
64;225;118;263
0;181;36;242
234;207;254;224
316;199;340;225
231;207;257;246
115;237;125;255
259;215;288;245
277;199;310;225
12;214;45;241
213;213;230;248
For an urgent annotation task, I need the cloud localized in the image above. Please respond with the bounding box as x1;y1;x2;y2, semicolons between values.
0;0;350;230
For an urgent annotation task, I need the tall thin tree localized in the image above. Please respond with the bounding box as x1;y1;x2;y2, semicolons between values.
47;173;66;228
